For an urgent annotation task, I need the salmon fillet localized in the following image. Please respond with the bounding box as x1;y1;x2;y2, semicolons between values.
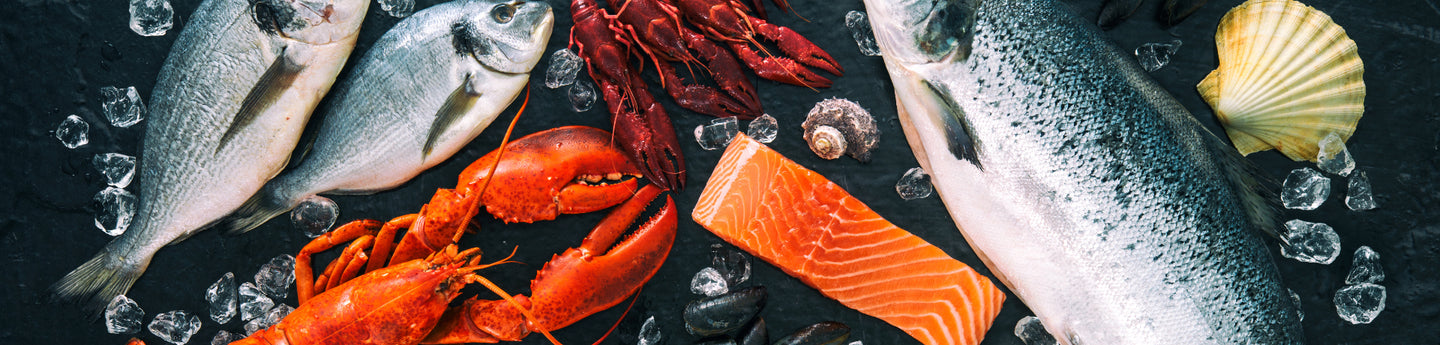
693;134;1006;345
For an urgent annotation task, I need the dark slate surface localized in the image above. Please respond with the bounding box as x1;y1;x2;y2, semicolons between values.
1;0;1437;344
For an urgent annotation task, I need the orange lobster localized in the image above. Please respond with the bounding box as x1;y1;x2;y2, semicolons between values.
236;126;677;345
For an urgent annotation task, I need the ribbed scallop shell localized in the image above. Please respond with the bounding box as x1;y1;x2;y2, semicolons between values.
1197;0;1364;161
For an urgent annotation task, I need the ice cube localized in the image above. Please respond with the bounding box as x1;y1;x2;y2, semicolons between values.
377;0;414;17
690;267;729;296
695;117;740;151
244;304;293;335
710;244;751;286
148;310;202;345
1316;132;1356;176
895;167;934;200
1345;246;1384;284
291;195;339;238
94;153;137;188
848;342;862;345
1279;219;1341;264
239;282;274;322
1134;39;1182;72
1281;168;1331;210
129;0;173;36
101;86;146;127
1345;170;1377;211
638;315;662;345
568;80;597;112
1288;288;1304;321
545;49;584;89
255;254;296;299
94;187;138;236
207;272;238;324
845;11;882;57
105;295;144;334
746;113;778;144
210;330;243;345
56;114;90;149
1012;316;1057;345
1333;283;1386;324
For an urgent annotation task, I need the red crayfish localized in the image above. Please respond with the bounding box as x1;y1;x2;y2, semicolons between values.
231;126;676;345
569;0;842;190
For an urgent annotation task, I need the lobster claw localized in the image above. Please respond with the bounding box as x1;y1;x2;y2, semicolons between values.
663;30;763;119
752;21;844;77
611;90;687;191
422;185;677;344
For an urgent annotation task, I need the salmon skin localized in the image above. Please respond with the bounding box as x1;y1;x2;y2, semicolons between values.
862;0;1304;343
693;133;1005;345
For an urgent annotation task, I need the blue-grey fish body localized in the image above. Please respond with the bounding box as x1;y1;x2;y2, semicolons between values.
55;0;368;312
862;0;1304;343
223;0;555;233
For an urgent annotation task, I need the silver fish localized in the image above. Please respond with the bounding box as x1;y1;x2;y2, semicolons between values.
222;0;555;234
862;0;1304;343
54;0;368;312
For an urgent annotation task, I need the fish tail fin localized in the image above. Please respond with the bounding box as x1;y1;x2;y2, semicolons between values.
222;186;297;235
51;241;152;317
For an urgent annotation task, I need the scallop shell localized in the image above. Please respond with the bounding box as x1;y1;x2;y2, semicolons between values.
1197;0;1364;161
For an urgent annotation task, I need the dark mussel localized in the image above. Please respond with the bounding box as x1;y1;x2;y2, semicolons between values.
739;317;768;345
772;322;850;345
684;286;768;336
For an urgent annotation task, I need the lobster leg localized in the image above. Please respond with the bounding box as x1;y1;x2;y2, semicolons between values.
421;185;678;344
296;219;380;303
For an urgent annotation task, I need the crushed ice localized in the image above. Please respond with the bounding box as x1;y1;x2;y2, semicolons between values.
148;310;201;345
239;282;274;322
545;49;584;89
210;330;243;345
710;244;751;286
1013;316;1057;345
1317;132;1355;176
1288;288;1304;321
377;0;414;17
95;187;138;236
845;11;882;56
207;272;238;324
1279;219;1341;264
105;294;145;334
691;266;729;297
746;114;778;144
56;114;89;149
1346;170;1377;211
568;80;597;112
896;167;934;200
291;195;339;238
94;153;137;188
638;315;662;345
1134;39;1181;72
1281;168;1330;210
129;0;173;36
1345;246;1384;284
101;86;146;128
255;254;296;299
1334;283;1386;324
695;116;740;151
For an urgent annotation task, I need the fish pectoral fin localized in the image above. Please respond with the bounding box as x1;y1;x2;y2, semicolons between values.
923;80;983;169
217;47;305;153
423;73;484;159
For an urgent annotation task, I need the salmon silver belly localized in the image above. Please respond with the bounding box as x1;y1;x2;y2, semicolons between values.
861;0;1304;343
54;0;368;312
222;0;555;234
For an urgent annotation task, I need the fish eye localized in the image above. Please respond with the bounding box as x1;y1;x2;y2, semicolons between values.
491;4;515;23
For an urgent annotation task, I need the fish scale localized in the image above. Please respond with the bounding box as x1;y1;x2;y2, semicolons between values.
864;0;1303;343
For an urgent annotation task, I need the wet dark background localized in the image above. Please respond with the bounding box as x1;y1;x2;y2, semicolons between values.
2;0;1438;343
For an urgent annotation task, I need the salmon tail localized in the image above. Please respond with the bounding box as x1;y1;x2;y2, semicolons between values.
221;187;295;235
52;242;152;317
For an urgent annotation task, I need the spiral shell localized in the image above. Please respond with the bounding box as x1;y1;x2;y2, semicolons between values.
1197;0;1364;161
802;98;879;162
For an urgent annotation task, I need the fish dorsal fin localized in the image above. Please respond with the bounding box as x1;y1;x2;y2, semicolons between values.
423;73;484;159
922;79;982;169
218;47;303;153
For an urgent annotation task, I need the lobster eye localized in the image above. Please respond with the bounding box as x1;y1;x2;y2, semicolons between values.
491;4;515;23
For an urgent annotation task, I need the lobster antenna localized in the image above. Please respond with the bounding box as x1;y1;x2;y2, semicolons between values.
471;274;564;345
472;84;531;224
590;288;644;345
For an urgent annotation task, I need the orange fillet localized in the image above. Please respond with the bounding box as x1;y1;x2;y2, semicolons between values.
693;134;1006;345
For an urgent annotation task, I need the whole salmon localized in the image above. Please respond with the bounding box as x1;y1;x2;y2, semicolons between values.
222;0;555;234
54;0;368;312
861;0;1305;343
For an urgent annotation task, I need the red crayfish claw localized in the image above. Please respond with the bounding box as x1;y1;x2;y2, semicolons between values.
675;0;843;88
610;0;762;119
